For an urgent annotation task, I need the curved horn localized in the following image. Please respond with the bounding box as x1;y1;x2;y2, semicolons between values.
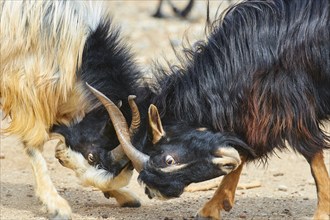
108;144;127;162
108;96;140;162
128;95;140;134
108;99;126;162
86;83;149;172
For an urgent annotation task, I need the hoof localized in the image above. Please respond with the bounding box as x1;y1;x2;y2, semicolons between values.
40;194;72;220
195;208;220;220
222;199;232;212
120;200;141;208
103;192;110;199
152;12;164;18
49;214;72;220
49;210;72;220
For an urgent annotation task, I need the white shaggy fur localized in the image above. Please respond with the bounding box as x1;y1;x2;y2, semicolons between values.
0;1;138;218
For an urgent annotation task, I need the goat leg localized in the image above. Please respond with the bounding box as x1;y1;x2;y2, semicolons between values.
196;157;246;219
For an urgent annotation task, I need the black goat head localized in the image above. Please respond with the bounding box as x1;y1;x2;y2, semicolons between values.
87;84;251;199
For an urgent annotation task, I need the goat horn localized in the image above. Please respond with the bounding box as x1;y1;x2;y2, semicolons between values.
108;96;140;162
108;144;127;162
86;83;149;172
128;95;140;134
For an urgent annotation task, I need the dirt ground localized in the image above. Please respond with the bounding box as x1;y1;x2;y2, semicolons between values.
1;1;330;220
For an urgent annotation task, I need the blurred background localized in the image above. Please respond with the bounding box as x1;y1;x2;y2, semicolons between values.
1;1;329;220
104;0;237;66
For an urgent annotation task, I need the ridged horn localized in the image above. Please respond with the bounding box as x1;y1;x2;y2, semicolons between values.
128;95;140;134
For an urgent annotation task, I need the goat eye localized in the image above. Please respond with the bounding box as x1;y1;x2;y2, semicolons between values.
87;153;94;163
165;155;176;165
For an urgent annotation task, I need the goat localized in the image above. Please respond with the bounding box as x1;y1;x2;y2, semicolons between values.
87;0;330;219
153;0;195;18
0;1;148;218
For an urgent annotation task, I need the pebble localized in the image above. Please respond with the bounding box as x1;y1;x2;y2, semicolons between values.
307;179;315;185
5;193;12;197
236;191;245;195
101;214;108;219
273;172;284;177
0;153;5;159
278;185;288;191
239;214;247;218
282;208;292;216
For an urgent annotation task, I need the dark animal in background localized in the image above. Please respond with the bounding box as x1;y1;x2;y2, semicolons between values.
153;0;195;18
0;1;148;219
88;0;330;219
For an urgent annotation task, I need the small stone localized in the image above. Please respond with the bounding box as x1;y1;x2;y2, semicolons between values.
101;214;108;219
278;185;288;191
239;214;247;218
308;179;315;185
0;153;5;159
273;172;284;177
282;208;292;216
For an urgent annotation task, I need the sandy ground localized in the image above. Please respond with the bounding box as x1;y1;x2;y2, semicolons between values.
1;1;330;220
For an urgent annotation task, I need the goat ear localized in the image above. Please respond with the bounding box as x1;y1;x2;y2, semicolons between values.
148;104;165;144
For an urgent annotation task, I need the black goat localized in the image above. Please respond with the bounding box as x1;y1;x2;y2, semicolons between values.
88;0;330;219
0;1;148;219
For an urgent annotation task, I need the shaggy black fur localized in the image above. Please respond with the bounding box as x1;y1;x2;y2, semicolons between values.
137;0;330;198
152;0;330;159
